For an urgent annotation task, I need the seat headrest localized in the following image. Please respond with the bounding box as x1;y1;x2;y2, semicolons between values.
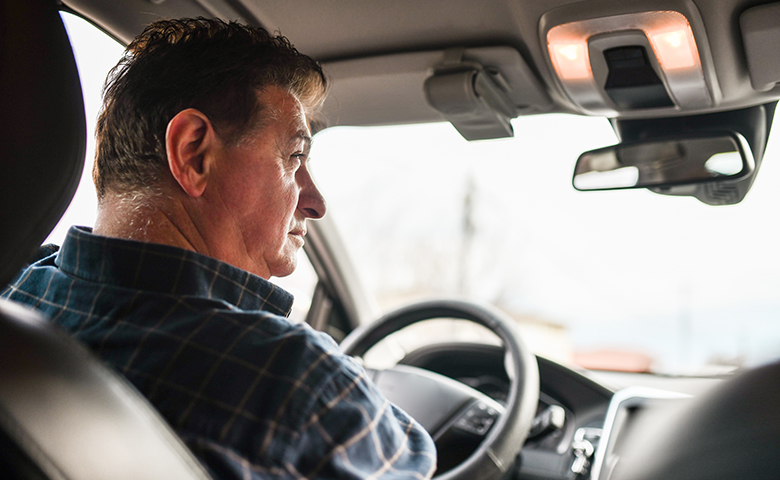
0;0;86;285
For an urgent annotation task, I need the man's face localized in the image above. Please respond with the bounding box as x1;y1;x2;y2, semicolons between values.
206;86;326;279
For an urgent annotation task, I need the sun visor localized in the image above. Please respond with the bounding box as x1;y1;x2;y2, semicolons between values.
320;46;550;137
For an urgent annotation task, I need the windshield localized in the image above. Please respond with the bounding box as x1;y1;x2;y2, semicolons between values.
310;116;780;376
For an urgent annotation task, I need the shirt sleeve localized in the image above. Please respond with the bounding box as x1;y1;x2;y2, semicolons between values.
289;354;437;479
267;331;438;480
184;325;438;480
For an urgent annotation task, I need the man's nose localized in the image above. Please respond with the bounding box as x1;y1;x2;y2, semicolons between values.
297;166;326;219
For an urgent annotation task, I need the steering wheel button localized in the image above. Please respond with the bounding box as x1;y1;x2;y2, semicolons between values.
454;402;498;436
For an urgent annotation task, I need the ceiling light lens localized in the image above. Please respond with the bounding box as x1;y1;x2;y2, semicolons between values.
650;29;697;70
551;43;591;80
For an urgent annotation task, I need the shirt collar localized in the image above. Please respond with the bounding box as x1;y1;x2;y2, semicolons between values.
56;226;293;316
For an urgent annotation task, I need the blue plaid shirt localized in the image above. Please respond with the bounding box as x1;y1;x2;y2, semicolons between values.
2;226;436;479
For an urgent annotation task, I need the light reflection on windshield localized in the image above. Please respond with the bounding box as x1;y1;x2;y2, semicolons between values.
310;115;780;375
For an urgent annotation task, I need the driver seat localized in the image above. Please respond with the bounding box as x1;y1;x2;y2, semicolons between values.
0;1;210;478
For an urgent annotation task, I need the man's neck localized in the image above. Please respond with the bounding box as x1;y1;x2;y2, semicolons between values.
93;190;208;256
93;185;272;279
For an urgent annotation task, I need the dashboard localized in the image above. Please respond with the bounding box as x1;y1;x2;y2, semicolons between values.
399;342;695;480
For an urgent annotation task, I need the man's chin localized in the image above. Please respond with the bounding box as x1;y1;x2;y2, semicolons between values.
269;253;298;279
271;266;296;279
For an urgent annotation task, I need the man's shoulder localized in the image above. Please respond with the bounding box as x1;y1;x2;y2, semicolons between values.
17;244;59;272
208;311;367;411
33;244;60;261
217;311;355;378
1;244;60;299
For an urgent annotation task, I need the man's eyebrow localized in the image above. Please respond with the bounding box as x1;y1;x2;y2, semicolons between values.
289;130;312;149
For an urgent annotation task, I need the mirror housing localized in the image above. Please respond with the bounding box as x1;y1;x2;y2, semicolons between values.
589;104;776;205
573;132;754;195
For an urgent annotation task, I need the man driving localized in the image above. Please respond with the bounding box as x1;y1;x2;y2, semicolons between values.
1;18;436;480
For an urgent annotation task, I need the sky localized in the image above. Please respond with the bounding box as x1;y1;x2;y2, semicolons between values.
56;12;780;375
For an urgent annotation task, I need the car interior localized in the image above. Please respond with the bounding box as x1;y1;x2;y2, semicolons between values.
1;0;779;479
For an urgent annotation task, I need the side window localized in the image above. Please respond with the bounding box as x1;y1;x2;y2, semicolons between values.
271;249;318;324
50;13;124;244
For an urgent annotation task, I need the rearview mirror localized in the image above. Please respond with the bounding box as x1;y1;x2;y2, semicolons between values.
573;132;753;191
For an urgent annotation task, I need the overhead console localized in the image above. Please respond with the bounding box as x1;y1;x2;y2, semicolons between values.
539;0;721;117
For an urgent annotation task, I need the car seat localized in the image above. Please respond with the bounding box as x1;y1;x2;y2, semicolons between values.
0;1;210;478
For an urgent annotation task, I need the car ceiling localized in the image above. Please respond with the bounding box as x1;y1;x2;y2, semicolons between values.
63;0;780;128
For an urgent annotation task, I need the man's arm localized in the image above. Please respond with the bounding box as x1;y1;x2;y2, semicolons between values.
280;354;437;479
185;329;437;480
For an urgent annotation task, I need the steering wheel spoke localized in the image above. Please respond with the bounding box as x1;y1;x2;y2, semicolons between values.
368;364;502;438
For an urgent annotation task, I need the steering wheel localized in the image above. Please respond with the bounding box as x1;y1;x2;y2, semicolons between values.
340;299;539;480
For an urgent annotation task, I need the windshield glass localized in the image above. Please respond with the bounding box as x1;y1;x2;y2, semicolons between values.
310;115;780;376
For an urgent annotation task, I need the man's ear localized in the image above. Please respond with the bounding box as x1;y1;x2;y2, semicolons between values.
165;108;216;198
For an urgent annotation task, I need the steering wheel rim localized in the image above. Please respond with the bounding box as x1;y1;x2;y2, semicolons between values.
340;299;540;480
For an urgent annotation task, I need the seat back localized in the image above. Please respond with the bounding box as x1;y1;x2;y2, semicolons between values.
0;1;210;478
0;0;85;285
0;301;212;479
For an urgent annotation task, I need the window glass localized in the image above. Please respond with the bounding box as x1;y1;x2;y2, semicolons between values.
49;13;124;245
309;115;780;375
271;249;318;324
